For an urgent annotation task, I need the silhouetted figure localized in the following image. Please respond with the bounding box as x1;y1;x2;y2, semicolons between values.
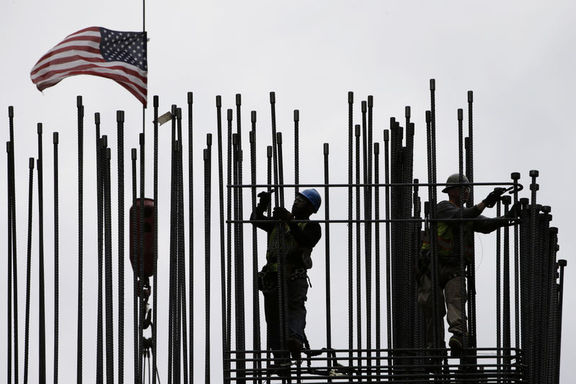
251;189;322;375
418;174;517;358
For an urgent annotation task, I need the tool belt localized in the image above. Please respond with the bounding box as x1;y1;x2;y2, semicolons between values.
416;249;467;281
258;264;308;293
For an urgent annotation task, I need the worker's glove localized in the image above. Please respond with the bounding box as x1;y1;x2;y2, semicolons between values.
256;190;272;212
483;187;506;208
506;202;522;219
272;206;293;222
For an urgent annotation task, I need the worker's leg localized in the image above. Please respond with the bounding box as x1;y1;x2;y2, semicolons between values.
444;272;467;336
285;276;308;353
263;289;286;361
443;266;467;356
417;272;446;349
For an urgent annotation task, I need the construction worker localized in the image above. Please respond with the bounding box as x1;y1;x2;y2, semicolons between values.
417;174;517;358
251;189;322;373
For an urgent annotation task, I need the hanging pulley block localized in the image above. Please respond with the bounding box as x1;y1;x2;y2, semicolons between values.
130;198;156;278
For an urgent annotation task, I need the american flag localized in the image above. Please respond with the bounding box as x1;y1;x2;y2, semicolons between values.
31;27;148;105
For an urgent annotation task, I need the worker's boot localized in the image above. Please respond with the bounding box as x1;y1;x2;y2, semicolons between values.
449;334;464;357
287;337;303;360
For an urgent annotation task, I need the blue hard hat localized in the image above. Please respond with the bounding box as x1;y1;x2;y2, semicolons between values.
299;189;321;213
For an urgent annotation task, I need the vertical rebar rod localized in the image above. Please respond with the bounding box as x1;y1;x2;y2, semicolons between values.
383;129;391;358
496;201;502;382
347;92;354;373
234;94;247;383
187;91;195;384
131;148;140;384
6;141;13;384
466;91;475;206
249;112;262;383
466;90;478;350
167;114;175;384
511;172;521;352
169;114;177;384
117;110;126;384
76;96;84;384
354;124;362;363
323;143;333;365
265;145;273;375
138;116;147;382
555;259;567;384
269;92;280;208
502;195;511;373
96;134;104;384
457;108;468;353
104;146;115;384
36;123;46;384
8;105;20;384
177;108;189;384
204;136;213;384
23;158;35;384
373;142;381;377
528;170;539;382
425;109;440;349
232;134;243;382
294;110;300;196
215;96;229;383
174;113;183;384
226;109;234;379
363;99;373;375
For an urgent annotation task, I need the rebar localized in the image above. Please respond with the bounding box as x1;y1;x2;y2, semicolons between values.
76;96;84;384
104;146;115;384
117;109;127;384
204;136;213;383
323;143;333;374
96;134;104;384
1;89;569;384
23;158;35;384
187;92;195;384
36;123;46;383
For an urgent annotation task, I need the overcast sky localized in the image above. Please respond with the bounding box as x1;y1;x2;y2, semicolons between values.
1;0;575;382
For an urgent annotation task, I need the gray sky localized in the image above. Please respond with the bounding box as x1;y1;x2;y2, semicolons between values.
1;0;575;382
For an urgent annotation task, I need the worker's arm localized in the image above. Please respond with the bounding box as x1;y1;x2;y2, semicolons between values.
287;220;322;248
436;200;485;220
272;206;322;247
473;214;512;234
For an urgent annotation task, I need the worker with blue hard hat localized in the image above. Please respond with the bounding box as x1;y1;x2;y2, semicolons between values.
251;188;322;376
